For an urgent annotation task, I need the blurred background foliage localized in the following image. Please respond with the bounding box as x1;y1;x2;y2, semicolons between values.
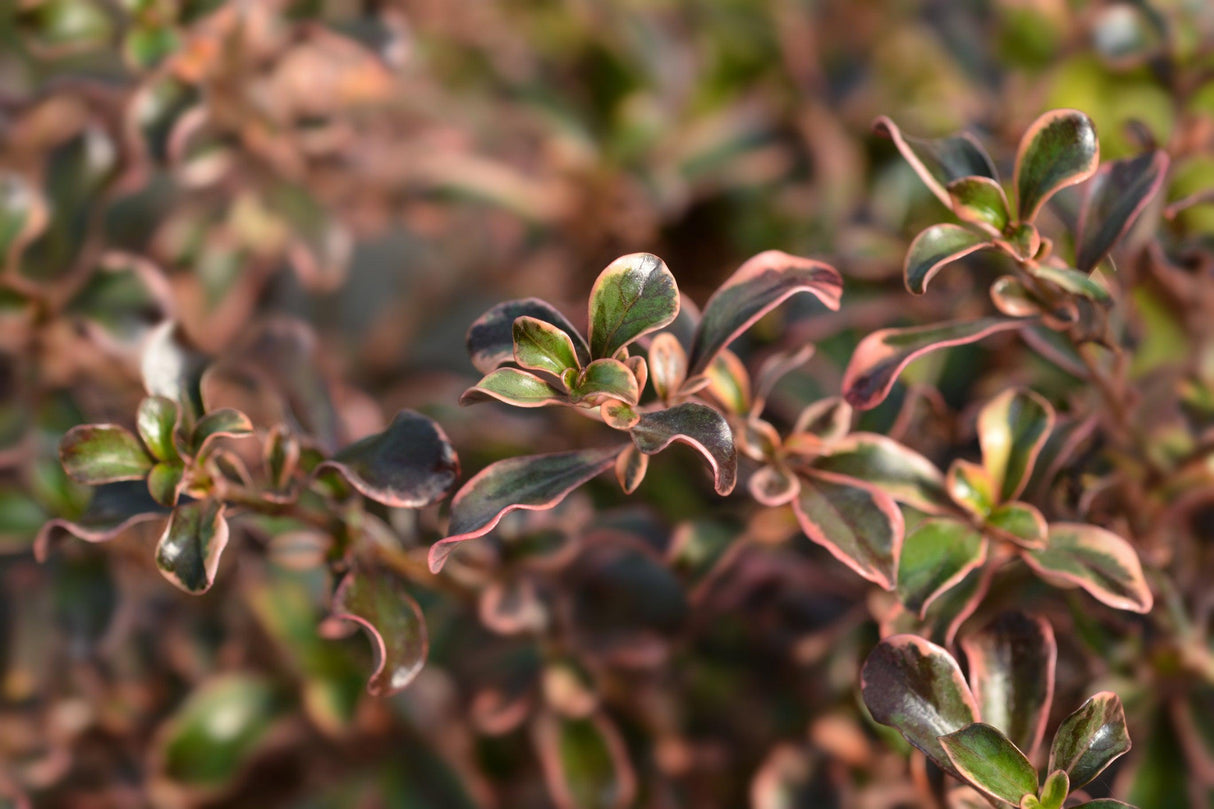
2;0;1214;807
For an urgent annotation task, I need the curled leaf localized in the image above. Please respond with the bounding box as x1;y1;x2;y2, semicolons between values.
904;224;991;295
467;298;589;374
573;359;639;406
703;349;752;415
35;481;170;561
323;568;427;696
812;433;950;513
629;403;737;495
648;332;687;401
897;517;987;618
514;315;581;378
873;116;998;208
1015;109;1100;222
1024;523;1152;613
947;177;1012;235
1048;692;1131;789
614;444;648;494
940;723;1038;806
792;469;903;590
191;408;253;455
533;711;636;809
154;500;229;594
588;253;679;359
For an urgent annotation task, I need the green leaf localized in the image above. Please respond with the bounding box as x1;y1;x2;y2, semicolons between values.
534;712;636;809
147;460;185;507
1029;264;1112;305
466;298;590;374
647;332;687;400
1024;523;1153;612
940;723;1039;806
430;448;619;572
1048;691;1131;789
514;315;581;378
948;177;1012;235
843;318;1028;410
986;501;1047;548
460;367;567;408
811;433;951;514
960;613;1056;759
572;359;640;406
991;276;1047;318
904;224;991;295
792;469;903;590
137;396;180;462
323;567;427;696
978;388;1055;503
873;116;999;209
141;321;208;424
1076;150;1169;272
588;253;679;359
317;410;460;509
154;500;230;594
191;408;253;455
687;250;842;373
947;459;997;517
629;402;736;495
1038;770;1069;809
157;674;283;792
60;425;153;484
1014;109;1100;222
702;349;752;414
860;635;979;775
896;517;987;617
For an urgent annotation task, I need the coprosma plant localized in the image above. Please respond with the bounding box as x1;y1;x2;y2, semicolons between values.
40;108;1184;806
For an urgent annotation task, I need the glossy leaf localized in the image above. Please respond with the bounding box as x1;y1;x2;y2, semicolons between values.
687;250;842;373
792;469;903;590
948;177;1012;235
1076;150;1169;272
137;396;180;462
843;318;1027;410
514;315;581;377
1038;770;1069;809
647;332;687;400
154;500;230;594
986;501;1047;548
148;460;186;507
897;518;987;617
961;612;1056;758
703;349;751;414
588;253;679;359
467;298;589;374
324;568;427;696
940;723;1038;806
141;321;208;423
317;411;458;508
860;635;979;774
461;367;567;408
873;116;999;208
191;408;253;455
600;401;640;431
904;224;991;295
947;459;996;518
60;425;153;484
629;402;737;495
1029;264;1112;305
812;433;951;513
991;276;1046;318
430;448;619;572
573;359;640;406
1048;692;1131;789
1015;110;1100;222
978;388;1055;503
1024;524;1152;613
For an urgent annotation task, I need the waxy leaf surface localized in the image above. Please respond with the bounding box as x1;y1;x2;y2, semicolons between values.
1015;109;1100;222
1076;150;1169;271
60;425;152;484
467;298;589;374
1048;692;1131;789
326;567;427;696
792;469;903;590
897;517;987;617
1025;524;1152;612
629;403;736;495
978;388;1055;503
940;723;1038;806
904;224;991;295
588;253;679;359
154;499;229;594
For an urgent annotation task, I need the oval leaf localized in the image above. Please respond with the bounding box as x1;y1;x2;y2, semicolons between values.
873;116;999;208
588;253;679;359
430;448;619;572
1024;524;1153;613
317;410;459;508
573;359;639;406
904;224;992;295
792;469;904;590
812;433;951;514
987;501;1048;549
843;318;1028;410
1029;264;1112;305
461;367;567;408
688;250;842;373
948;177;1012;235
324;567;427;696
137;396;180;463
629;402;737;495
154;500;229;594
1015;110;1100;222
648;332;687;401
961;612;1056;759
60;425;153;484
940;723;1038;806
1048;691;1131;789
1076;150;1169;272
897;517;987;617
978;388;1055;503
860;634;980;775
467;298;590;374
514;315;581;377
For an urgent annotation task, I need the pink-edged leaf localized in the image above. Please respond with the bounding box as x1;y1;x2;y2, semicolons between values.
873;116;999;208
467;298;589;374
1014;109;1100;222
1024;523;1153;613
316;410;459;508
991;276;1047;318
1028;263;1112;305
811;432;951;514
1038;770;1069;809
647;332;687;401
60;424;153;484
147;460;186;507
513;315;581;378
533;711;637;809
702;349;752;415
190;408;253;456
430;448;619;572
791;396;853;443
904;224;992;295
154;499;229;594
688;250;842;374
947;459;997;518
588;253;679;359
976;388;1053;500
947;176;1012;235
572;359;639;406
843;318;1028;410
460;367;568;408
629;402;736;495
322;567;427;696
35;481;170;561
137;396;181;462
1048;692;1131;789
600;401;640;431
940;723;1038;806
1076;150;1169;272
792;468;903;589
896;517;987;617
986;501;1048;549
961;612;1056;759
748;463;800;507
613;443;648;493
860;634;980;775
